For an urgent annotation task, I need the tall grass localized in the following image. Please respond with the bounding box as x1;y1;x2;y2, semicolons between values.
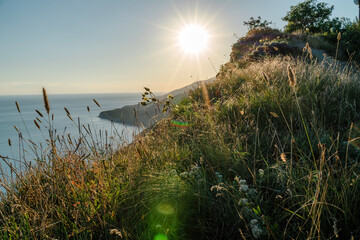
0;53;360;239
183;55;360;239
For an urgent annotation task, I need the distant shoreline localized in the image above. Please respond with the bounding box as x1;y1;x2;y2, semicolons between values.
98;78;215;127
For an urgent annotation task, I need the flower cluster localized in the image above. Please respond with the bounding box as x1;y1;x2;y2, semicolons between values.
238;198;248;206
258;169;264;178
239;179;249;192
180;165;202;179
250;219;263;239
233;176;265;238
234;177;259;204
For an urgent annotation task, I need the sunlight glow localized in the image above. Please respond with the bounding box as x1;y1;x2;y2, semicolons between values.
178;24;209;54
157;203;175;215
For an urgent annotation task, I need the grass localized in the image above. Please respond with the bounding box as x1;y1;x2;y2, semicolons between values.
1;34;360;239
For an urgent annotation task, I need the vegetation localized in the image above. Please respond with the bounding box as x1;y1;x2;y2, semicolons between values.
243;16;272;30
283;0;334;33
1;2;360;238
1;34;360;239
341;20;360;62
282;0;360;61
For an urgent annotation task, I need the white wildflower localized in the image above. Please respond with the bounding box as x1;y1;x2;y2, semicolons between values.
258;169;264;177
332;218;339;238
250;219;259;228
238;198;248;206
250;219;263;239
241;184;249;192
239;179;247;186
252;226;263;239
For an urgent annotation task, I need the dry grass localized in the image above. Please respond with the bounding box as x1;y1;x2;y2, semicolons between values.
1;49;360;239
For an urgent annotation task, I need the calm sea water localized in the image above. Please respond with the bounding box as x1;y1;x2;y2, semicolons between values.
0;93;142;176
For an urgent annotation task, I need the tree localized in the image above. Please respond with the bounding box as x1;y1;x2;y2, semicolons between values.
325;17;352;33
244;16;272;30
342;20;360;61
282;0;334;33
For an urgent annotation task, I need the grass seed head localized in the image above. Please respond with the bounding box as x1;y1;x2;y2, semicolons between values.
64;107;70;116
42;87;50;114
15;101;21;113
262;72;269;85
93;99;101;108
337;32;341;41
287;65;297;88
34;120;41;130
35;110;44;118
13;125;19;133
303;43;313;59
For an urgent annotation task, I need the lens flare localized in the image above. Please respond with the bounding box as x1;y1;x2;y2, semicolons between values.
154;234;168;240
178;24;209;54
157;203;175;215
170;120;189;128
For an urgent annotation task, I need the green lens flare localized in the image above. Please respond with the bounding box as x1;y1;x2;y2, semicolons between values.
153;233;168;240
170;120;189;128
157;203;175;215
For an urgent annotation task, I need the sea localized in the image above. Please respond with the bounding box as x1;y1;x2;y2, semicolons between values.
0;93;143;178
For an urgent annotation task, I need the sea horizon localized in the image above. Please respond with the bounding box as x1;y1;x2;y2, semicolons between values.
0;91;143;97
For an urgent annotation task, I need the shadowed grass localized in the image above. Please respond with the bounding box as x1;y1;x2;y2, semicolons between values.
1;42;360;239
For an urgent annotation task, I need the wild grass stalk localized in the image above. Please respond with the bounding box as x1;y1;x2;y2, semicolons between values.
335;32;341;61
0;49;360;239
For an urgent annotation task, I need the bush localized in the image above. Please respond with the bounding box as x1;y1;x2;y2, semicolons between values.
283;0;334;33
341;21;360;62
243;16;272;30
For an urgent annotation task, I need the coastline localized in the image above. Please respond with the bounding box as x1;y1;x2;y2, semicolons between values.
98;78;215;127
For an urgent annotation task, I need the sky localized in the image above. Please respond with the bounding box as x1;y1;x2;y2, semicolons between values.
0;0;358;95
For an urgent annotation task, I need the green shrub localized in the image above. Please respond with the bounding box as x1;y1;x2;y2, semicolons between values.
342;21;360;62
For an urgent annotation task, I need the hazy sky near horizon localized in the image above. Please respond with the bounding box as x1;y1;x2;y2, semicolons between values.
0;0;358;95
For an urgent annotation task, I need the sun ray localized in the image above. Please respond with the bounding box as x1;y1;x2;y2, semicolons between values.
170;0;190;26
141;1;228;94
196;54;205;81
165;52;187;91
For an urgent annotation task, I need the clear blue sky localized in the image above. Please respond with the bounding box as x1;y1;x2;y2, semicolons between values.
0;0;358;95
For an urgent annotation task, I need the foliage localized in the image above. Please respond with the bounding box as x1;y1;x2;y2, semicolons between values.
1;31;360;239
140;87;174;113
325;17;352;33
341;20;360;62
243;16;272;30
283;0;334;33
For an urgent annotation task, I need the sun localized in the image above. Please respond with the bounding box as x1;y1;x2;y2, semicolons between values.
178;24;209;54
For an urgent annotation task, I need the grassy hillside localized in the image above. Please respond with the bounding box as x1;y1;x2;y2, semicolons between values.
1;29;360;239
